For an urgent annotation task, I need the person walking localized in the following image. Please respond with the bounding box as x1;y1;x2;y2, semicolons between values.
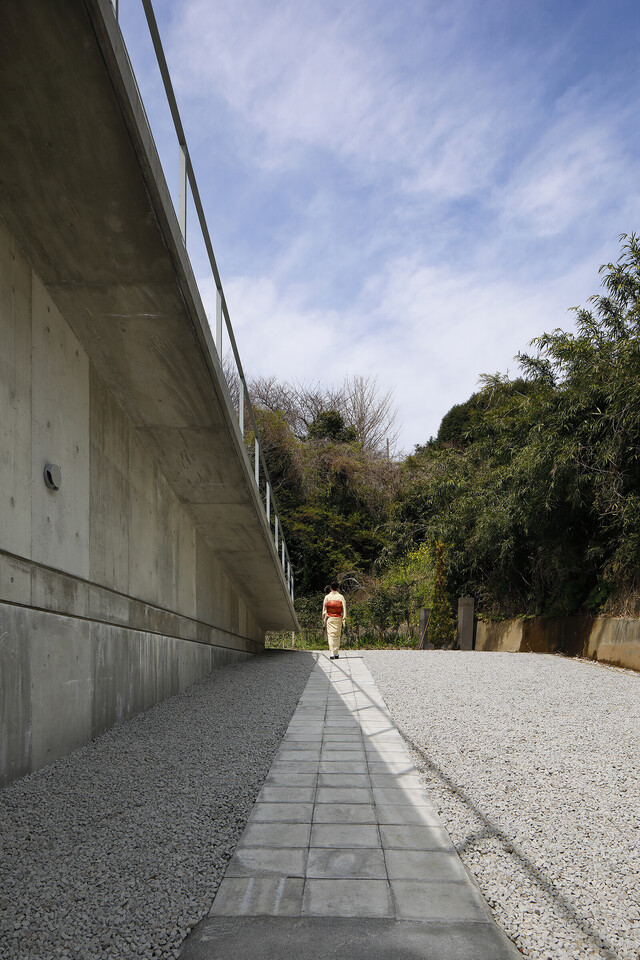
322;581;347;659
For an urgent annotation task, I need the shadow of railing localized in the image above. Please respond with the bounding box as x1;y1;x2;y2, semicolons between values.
403;738;622;960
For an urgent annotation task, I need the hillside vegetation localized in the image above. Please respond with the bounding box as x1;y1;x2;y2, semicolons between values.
248;235;640;644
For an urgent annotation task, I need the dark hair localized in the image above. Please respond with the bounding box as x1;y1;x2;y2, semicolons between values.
330;580;339;591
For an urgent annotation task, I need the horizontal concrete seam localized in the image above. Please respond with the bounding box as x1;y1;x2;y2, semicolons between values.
0;597;261;654
0;548;258;641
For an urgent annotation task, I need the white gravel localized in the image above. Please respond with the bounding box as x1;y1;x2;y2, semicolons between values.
363;650;640;960
0;650;315;960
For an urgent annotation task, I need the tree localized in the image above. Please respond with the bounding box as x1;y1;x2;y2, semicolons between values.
247;374;398;456
307;410;357;444
428;541;455;648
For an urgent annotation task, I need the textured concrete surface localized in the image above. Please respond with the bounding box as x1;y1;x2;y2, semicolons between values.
476;614;640;672
180;655;521;959
180;916;522;960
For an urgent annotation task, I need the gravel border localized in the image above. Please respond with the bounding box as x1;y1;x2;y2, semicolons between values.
0;650;316;960
362;650;640;960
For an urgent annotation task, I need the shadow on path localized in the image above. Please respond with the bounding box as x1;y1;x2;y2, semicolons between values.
403;737;621;960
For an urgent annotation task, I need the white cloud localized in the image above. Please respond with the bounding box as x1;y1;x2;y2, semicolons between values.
205;249;598;452
170;0;522;199
497;103;633;239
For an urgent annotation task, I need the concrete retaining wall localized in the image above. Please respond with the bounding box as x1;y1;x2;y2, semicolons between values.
0;219;262;786
475;615;640;672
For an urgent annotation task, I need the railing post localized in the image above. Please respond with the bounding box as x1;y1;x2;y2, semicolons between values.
254;438;260;486
239;381;245;437
216;288;223;357
266;482;271;525
281;540;285;571
178;143;187;242
274;515;279;551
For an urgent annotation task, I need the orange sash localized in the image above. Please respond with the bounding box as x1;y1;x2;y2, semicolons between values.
325;599;343;618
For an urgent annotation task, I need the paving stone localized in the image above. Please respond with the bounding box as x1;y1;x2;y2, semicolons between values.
374;804;443;827
302;880;394;918
307;847;386;879
258;786;316;803
226;847;307;878
384;849;467;882
380;825;454;851
317;761;367;773
265;772;317;787
310;823;380;848
269;761;320;773
369;773;425;789
209;878;305;917
390;881;490;922
315;787;372;804
312;803;377;825
236;822;311;849
371;787;431;806
317;773;370;788
249;803;314;824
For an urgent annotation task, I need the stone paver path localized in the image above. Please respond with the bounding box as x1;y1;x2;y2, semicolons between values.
180;654;521;959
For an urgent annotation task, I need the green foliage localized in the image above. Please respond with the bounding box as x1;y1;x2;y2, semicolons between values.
436;391;484;445
256;234;640;633
428;541;455;647
391;234;640;617
308;410;357;443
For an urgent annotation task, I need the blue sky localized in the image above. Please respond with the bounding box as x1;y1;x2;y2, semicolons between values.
119;0;640;452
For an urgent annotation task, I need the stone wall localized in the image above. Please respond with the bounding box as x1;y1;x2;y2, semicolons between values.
475;615;640;672
0;219;263;786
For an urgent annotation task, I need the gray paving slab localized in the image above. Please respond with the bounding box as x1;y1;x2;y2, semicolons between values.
183;654;522;960
369;772;425;788
390;880;490;922
268;760;319;772
306;847;387;879
375;803;443;826
380;824;454;850
315;786;372;804
312;802;377;824
265;772;317;787
209;878;304;917
226;847;307;878
317;772;370;787
249;802;314;823
385;849;468;881
317;760;367;773
257;785;316;803
237;822;311;848
310;823;380;848
302;879;393;918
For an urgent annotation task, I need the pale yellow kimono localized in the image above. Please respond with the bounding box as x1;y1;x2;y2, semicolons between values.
322;590;347;656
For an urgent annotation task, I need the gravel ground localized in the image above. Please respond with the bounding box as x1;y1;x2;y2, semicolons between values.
363;650;640;960
0;650;315;960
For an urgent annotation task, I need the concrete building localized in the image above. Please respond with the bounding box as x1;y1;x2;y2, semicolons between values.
0;0;298;787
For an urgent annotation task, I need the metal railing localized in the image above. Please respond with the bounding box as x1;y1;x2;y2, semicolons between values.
110;0;294;603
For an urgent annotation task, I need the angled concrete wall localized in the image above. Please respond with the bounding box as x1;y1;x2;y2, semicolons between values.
475;615;640;673
0;219;261;786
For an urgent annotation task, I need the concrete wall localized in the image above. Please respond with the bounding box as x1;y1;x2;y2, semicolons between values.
475;615;640;673
0;219;263;786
